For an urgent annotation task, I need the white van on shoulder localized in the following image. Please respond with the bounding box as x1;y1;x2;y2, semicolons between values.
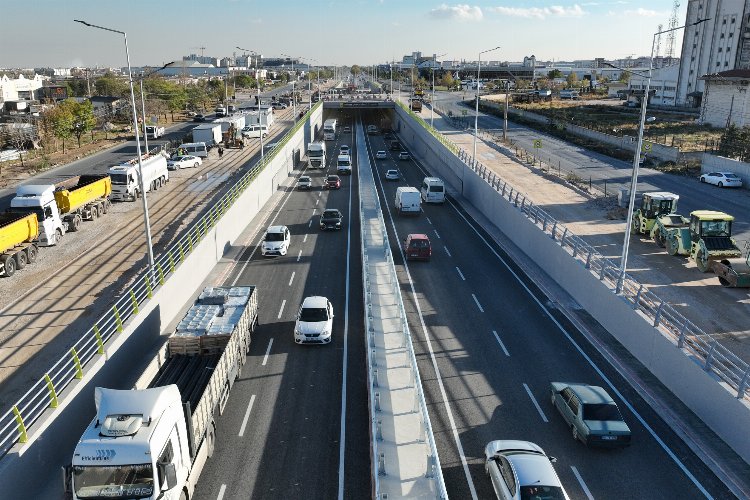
176;142;209;158
395;186;421;215
420;177;445;204
242;124;269;138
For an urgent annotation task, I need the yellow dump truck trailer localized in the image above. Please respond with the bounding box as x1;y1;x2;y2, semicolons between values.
53;174;112;215
0;213;39;277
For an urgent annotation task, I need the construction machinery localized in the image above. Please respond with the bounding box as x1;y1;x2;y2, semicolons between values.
630;192;680;236
711;241;750;287
651;213;689;247
664;210;742;272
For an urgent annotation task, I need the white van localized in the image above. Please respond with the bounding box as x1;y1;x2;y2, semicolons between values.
242;124;269;138
337;154;352;175
420;177;445;204
395;186;421;215
176;142;209;158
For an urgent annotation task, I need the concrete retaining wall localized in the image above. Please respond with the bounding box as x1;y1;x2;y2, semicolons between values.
702;153;750;187
394;106;750;464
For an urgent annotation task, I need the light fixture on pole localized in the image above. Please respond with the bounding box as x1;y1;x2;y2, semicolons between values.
615;18;710;293
75;19;155;278
473;46;500;163
431;52;447;128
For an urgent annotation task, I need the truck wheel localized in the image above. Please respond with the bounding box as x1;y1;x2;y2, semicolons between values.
102;200;110;214
26;245;38;264
15;251;27;270
55;229;63;244
666;237;679;256
70;215;81;232
2;255;16;277
91;205;99;220
696;250;710;273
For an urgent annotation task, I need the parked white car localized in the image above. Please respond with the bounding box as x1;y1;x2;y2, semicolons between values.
699;171;743;188
484;440;570;500
261;225;290;256
294;296;334;344
167;155;202;170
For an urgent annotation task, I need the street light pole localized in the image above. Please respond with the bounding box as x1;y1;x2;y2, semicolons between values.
431;52;447;128
75;20;155;277
473;46;500;162
616;19;710;293
139;75;149;153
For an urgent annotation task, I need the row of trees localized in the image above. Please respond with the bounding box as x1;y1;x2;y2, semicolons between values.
718;125;750;162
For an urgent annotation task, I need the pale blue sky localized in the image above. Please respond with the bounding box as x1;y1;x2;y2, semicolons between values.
1;0;687;68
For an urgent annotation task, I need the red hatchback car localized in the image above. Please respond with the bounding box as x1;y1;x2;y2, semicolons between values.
403;234;431;261
326;175;342;189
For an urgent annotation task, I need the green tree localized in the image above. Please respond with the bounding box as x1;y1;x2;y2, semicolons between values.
440;71;455;89
186;85;209;111
350;65;361;75
566;72;579;88
548;69;563;79
46;103;74;153
61;99;97;148
94;72;129;96
234;74;254;88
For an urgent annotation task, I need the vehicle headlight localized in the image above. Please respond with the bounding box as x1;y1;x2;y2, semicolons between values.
336;222;341;226
322;330;329;337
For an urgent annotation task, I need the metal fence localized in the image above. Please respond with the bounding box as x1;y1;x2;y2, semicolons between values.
0;102;320;459
359;123;447;499
419;105;750;402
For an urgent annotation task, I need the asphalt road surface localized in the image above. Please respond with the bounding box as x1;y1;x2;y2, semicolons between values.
360;116;732;499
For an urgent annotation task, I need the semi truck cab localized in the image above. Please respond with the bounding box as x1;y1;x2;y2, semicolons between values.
9;185;65;246
109;165;139;201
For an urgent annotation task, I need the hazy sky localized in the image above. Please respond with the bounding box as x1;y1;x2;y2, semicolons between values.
1;0;687;68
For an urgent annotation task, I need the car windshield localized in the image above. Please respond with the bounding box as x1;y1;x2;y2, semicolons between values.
300;307;328;322
299;177;310;182
583;403;623;421
701;220;731;237
265;232;286;242
327;176;339;182
519;485;566;500
323;210;340;218
73;464;154;499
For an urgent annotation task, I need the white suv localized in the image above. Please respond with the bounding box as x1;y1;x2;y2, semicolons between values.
294;296;334;344
261;225;290;256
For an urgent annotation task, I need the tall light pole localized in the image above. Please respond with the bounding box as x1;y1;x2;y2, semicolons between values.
473;46;500;162
139;74;149;153
616;19;710;293
281;53;297;119
390;61;393;99
237;46;265;159
75;19;155;277
431;52;447;128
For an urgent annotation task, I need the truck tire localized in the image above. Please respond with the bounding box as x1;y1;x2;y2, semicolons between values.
70;214;81;232
15;250;28;270
55;229;63;244
2;255;16;277
26;245;38;264
91;205;99;220
102;200;110;214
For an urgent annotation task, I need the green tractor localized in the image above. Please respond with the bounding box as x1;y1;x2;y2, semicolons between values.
631;192;680;236
664;210;742;272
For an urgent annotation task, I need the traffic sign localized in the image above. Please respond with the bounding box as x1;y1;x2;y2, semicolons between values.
641;142;652;153
533;139;542;149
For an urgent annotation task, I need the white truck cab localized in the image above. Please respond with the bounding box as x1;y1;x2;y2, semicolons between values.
10;185;65;246
69;386;192;500
109;154;169;202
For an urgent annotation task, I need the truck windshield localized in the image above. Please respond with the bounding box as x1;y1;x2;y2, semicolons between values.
309;150;324;157
701;220;731;237
74;464;154;499
110;174;128;185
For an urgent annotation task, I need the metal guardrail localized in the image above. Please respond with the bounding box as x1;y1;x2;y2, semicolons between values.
359;123;447;499
416;104;750;402
0;102;322;459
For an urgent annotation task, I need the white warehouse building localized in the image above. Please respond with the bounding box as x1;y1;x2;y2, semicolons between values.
699;69;750;127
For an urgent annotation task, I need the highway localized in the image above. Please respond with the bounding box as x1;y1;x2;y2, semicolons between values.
192;118;370;499
358;114;733;499
432;91;750;242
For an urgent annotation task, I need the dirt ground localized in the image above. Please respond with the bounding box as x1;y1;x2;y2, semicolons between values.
436;118;750;365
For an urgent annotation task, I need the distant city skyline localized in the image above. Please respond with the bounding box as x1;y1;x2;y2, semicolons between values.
1;0;687;69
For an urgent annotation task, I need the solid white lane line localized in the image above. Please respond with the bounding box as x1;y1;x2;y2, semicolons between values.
277;299;286;319
434;229;441;239
456;267;466;281
337;122;356;500
297;249;302;262
426;217;433;225
444;198;711;497
523;383;548;422
217;484;227;500
444;246;452;257
303;234;308;243
288;271;295;286
238;394;256;437
369;131;478;500
471;293;484;312
492;330;510;357
571;466;595;500
262;338;274;366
